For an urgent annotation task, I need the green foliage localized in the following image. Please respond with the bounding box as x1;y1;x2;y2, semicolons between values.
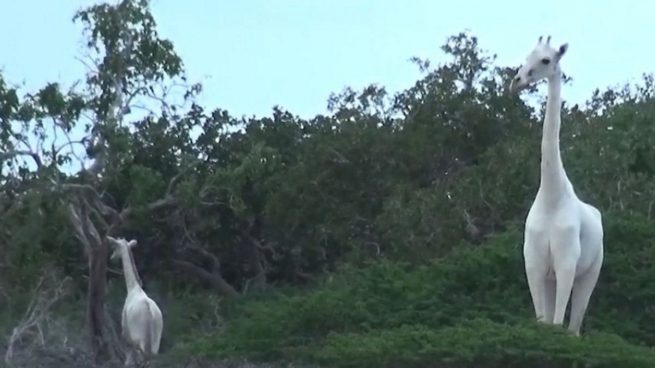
4;3;655;366
126;164;166;205
182;213;655;366
74;0;184;118
1;191;74;287
182;229;525;361
316;321;655;368
585;212;655;344
9;19;655;295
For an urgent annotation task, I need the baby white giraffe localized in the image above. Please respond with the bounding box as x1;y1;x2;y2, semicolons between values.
509;36;604;336
107;236;163;365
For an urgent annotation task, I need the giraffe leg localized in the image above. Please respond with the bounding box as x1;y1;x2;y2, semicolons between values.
551;231;580;326
525;268;547;321
524;232;549;322
568;251;602;336
543;278;556;324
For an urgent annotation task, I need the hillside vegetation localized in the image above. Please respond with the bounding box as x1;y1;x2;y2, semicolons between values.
177;215;655;367
1;1;655;367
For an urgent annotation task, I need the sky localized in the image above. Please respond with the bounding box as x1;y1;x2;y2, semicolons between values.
0;0;654;120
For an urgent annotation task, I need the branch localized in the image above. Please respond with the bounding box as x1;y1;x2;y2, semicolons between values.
0;150;43;170
171;259;239;299
78;200;100;250
295;270;315;282
60;184;120;220
54;138;86;157
75;53;100;76
4;273;70;365
63;182;173;225
63;178;179;252
115;164;187;220
122;86;147;113
118;195;177;220
184;243;221;272
68;204;90;254
167;167;191;195
68;201;102;257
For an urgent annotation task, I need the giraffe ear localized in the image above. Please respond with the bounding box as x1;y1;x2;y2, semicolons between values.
127;239;137;248
557;43;569;58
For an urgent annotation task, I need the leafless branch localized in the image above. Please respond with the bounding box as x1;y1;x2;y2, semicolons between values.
173;232;240;298
68;197;105;258
119;195;178;220
75;53;100;76
462;209;481;239
166;163;196;196
54;138;86;157
68;203;91;254
144;80;197;115
123;86;147;112
171;259;239;299
184;242;221;271
295;270;315;282
81;187;119;220
4;272;71;365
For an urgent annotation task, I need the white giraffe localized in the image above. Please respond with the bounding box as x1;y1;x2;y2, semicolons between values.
107;236;163;365
509;36;603;336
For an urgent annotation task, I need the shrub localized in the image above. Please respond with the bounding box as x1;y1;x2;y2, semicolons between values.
183;212;655;367
315;320;655;368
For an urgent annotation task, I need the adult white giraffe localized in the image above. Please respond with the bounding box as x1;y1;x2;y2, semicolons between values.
107;236;163;365
509;36;603;336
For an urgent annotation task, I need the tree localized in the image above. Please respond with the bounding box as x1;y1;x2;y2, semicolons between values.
1;0;198;363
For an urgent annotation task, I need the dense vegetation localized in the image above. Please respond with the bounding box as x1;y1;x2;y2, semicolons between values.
2;1;655;367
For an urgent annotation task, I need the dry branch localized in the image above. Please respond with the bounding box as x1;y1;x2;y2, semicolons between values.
172;259;239;299
68;202;102;257
172;239;240;299
4;273;70;366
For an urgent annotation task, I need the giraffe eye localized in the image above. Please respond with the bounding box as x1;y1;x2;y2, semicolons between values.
541;58;551;65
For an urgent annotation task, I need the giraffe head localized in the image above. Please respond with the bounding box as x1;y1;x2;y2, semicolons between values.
107;236;138;261
510;36;568;93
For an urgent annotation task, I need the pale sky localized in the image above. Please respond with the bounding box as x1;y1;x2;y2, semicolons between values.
1;0;653;119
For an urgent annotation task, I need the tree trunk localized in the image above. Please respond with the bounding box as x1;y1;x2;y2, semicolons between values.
238;221;269;292
244;235;267;291
88;240;110;364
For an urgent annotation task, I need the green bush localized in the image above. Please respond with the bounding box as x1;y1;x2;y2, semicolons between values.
316;320;655;368
182;212;655;366
184;229;526;358
584;212;655;344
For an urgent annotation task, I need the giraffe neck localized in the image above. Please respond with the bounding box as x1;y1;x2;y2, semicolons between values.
538;72;569;200
119;246;142;292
